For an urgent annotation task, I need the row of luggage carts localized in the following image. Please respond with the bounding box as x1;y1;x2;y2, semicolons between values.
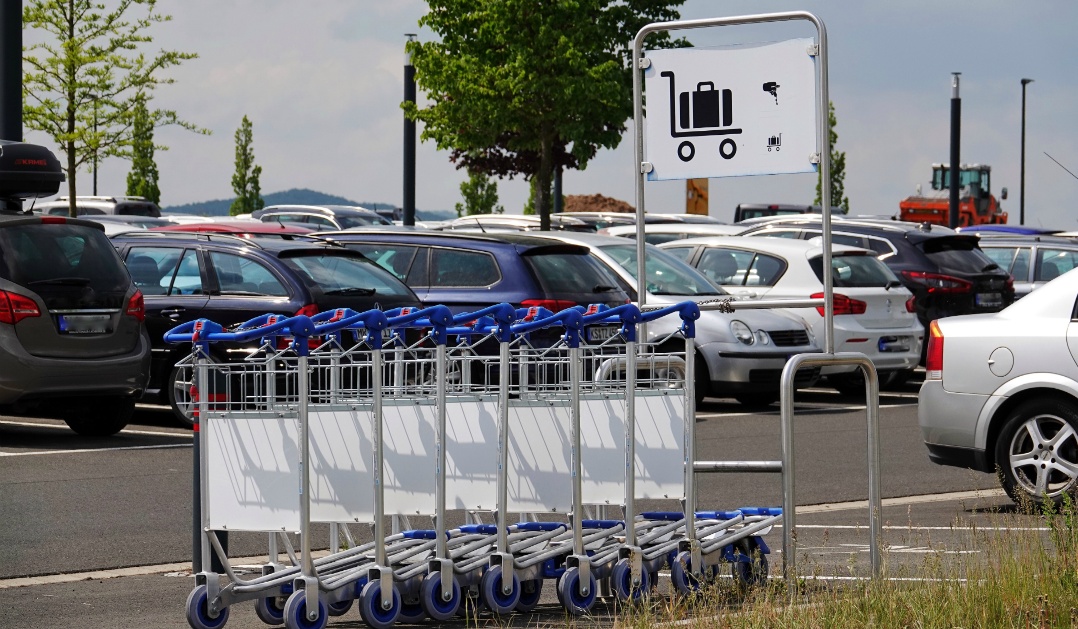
165;301;783;629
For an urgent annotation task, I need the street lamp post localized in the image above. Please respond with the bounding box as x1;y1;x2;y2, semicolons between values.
1020;78;1033;225
89;93;98;196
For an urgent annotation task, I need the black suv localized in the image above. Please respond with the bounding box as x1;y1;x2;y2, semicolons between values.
0;141;150;435
739;216;1014;358
109;232;421;425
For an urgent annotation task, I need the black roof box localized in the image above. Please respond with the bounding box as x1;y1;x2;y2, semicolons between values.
0;141;65;199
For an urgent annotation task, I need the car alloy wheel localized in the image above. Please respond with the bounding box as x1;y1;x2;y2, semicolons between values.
995;399;1078;508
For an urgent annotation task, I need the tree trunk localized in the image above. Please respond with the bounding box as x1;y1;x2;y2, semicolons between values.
536;125;554;231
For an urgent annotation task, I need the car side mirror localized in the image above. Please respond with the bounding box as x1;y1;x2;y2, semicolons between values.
1000;187;1008;200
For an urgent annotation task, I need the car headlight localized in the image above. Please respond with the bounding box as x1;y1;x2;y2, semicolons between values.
731;320;754;345
754;330;770;345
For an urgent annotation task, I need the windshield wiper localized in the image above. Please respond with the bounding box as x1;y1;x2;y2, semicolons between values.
27;277;91;286
592;284;619;293
884;280;903;290
982;263;1000;272
325;287;376;296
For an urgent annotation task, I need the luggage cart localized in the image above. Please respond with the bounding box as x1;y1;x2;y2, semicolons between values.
659;70;742;162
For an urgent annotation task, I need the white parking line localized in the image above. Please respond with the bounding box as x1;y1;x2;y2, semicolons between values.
0;443;191;457
0;418;189;439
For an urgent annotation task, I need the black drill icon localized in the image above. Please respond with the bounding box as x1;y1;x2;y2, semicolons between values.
763;81;780;105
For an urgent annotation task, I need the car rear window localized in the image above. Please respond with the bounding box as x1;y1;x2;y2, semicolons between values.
523;251;627;297
0;223;130;309
282;253;417;299
809;253;900;287
921;237;999;274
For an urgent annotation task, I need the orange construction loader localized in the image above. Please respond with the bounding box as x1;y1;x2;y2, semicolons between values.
899;163;1008;227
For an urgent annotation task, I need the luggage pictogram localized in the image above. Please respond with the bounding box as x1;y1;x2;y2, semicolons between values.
660;70;741;163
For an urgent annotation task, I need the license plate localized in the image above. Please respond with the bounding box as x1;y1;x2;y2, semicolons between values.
58;314;111;334
587;325;620;342
878;336;911;353
975;292;1002;308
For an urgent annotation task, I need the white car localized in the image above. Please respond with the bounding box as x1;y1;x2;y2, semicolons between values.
517;232;823;407
599;222;748;245
659;236;923;393
919;265;1078;507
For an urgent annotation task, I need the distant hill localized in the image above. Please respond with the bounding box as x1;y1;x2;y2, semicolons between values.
163;188;453;221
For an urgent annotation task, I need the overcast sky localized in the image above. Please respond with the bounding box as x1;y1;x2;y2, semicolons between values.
23;0;1078;226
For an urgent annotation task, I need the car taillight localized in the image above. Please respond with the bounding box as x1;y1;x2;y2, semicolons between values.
40;216;67;224
125;290;145;322
925;320;944;380
809;292;867;316
0;290;41;325
1005;276;1014;292
295;304;319;317
905;296;916;313
521;299;576;312
899;270;973;294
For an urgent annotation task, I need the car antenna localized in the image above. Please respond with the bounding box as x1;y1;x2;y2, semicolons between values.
1044;152;1078;181
474;217;486;233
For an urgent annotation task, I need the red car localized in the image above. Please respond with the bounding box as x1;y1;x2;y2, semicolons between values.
151;219;315;239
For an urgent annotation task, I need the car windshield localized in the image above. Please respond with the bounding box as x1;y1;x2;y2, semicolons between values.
809;253;901;287
0;223;130;309
282;253;417;298
598;243;726;296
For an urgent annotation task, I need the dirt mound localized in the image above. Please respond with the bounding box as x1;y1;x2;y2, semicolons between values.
563;194;634;214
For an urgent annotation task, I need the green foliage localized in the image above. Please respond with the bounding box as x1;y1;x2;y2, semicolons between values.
23;0;207;216
230;115;263;216
455;169;503;217
125;96;160;204
405;0;685;227
814;101;850;212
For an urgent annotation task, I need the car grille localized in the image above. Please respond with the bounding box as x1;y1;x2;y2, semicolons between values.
748;366;821;386
766;329;810;347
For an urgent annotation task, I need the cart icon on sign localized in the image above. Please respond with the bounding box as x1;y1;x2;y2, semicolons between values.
660;70;742;163
767;134;781;151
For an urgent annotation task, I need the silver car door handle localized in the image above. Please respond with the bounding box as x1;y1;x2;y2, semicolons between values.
160;307;186;319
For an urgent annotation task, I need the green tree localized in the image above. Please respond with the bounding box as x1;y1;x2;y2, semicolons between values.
455;169;504;217
125;95;159;204
814;101;850;213
23;0;206;217
405;0;685;230
230;115;263;216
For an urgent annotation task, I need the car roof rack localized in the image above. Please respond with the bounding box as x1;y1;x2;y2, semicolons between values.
111;230;270;249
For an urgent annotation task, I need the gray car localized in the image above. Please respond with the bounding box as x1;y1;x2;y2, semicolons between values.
0;213;151;435
974;235;1078;299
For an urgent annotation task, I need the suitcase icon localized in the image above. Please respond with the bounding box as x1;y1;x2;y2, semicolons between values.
679;82;733;130
659;71;742;163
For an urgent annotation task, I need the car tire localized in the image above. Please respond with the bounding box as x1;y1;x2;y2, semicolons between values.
881;368;916;390
994;398;1078;509
167;364;197;429
734;392;779;408
694;350;710;407
63;396;135;436
829;369;872;396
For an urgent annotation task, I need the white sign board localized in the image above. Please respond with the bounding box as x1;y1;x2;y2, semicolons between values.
644;38;818;180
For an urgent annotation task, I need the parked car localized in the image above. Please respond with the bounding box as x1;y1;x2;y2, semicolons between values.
315;230;632;315
733;203;845;223
34;195;162;217
86;215;177;230
739;216;1014;360
919;265;1078;507
660;236;923;392
0;213;152;435
519;232;823;407
150;219;316;239
971;235;1078;299
110;231;421;425
600;222;748;245
252;204;392;230
440;214;592;233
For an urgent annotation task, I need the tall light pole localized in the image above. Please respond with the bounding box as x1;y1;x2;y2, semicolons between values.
89;93;98;195
403;34;417;227
948;73;961;229
1020;78;1033;225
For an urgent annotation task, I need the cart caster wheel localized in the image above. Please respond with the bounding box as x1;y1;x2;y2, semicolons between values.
557;566;597;615
282;590;327;629
670;551;703;596
186;585;230;629
420;570;461;621
732;540;770;587
326;597;353;617
253;594;285;625
611;558;651;602
479;565;520;615
515;579;542;613
455;585;486;618
649;571;659;591
357;580;401;629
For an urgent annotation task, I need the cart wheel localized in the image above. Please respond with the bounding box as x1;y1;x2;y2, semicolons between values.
186;585;230;629
420;570;461;621
556;566;597;615
253;595;285;625
455;585;486;618
326;597;353;617
357;580;401;629
515;579;542;613
670;551;703;596
649;571;659;591
678;141;695;162
479;565;521;615
282;590;327;629
732;540;770;588
611;558;650;602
